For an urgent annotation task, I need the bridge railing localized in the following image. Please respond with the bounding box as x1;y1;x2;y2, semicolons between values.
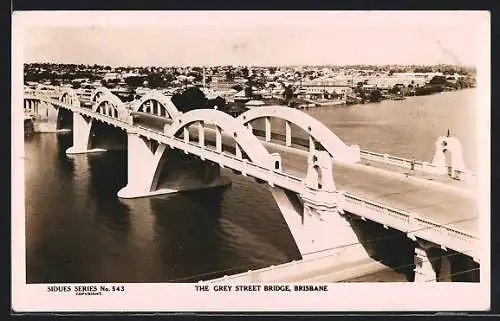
343;193;409;229
202;252;359;283
360;150;425;169
408;216;478;256
343;192;478;260
359;149;476;181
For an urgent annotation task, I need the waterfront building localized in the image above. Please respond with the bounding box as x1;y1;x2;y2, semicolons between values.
298;78;353;101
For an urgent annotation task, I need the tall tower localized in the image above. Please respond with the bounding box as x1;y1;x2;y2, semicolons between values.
202;67;206;88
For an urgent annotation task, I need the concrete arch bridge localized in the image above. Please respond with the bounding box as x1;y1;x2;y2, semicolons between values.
23;87;480;283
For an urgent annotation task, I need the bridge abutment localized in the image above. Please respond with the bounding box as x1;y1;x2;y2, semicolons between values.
118;131;231;199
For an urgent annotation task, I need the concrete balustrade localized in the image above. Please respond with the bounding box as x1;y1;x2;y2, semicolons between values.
359;146;476;182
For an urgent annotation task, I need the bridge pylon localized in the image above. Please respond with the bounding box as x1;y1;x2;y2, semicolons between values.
431;135;468;180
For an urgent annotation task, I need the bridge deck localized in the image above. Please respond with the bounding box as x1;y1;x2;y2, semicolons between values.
268;145;478;236
133;113;478;237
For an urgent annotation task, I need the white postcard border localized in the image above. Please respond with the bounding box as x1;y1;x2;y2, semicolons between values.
12;11;491;312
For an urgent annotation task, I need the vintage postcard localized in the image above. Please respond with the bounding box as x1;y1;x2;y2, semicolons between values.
12;11;490;312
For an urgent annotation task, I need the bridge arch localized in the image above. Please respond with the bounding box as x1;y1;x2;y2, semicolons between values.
92;93;127;119
237;106;360;163
24;93;71;131
59;87;80;107
165;109;272;167
132;92;180;119
89;87;113;104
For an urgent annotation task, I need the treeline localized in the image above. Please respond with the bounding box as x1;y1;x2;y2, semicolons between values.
331;64;476;75
25;63;206;90
414;75;475;96
25;63;113;71
24;69;102;85
170;87;227;112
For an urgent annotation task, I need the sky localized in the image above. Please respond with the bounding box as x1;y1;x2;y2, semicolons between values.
17;11;489;67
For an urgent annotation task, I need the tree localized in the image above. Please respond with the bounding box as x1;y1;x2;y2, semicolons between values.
429;76;447;86
171;87;230;113
388;85;402;95
369;89;383;102
207;96;227;110
171;87;208;112
225;71;235;81
145;74;166;89
164;73;176;85
232;84;243;92
283;85;294;102
244;86;253;98
125;76;145;88
354;87;367;101
241;67;249;78
187;71;203;82
268;83;276;98
105;78;119;89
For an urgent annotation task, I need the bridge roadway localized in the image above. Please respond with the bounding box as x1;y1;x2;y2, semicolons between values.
133;112;478;238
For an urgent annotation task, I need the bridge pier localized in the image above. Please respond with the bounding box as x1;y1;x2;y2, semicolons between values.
271;188;369;262
66;112;105;154
413;240;452;282
118;130;231;199
414;247;437;282
271;150;370;262
31;100;62;133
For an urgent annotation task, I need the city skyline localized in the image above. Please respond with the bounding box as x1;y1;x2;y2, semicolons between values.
18;11;488;68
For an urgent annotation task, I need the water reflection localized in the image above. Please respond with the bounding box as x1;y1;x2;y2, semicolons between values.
148;190;225;282
55;133;75;175
86;151;132;242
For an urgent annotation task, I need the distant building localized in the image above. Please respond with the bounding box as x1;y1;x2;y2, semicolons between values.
210;80;239;92
298;79;353;100
103;72;121;81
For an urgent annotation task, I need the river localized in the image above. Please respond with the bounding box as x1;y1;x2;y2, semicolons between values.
24;89;478;283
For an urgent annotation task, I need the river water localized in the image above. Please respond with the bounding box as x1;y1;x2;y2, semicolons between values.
24;89;478;283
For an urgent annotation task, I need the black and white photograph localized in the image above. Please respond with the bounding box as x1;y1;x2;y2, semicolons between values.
12;11;490;312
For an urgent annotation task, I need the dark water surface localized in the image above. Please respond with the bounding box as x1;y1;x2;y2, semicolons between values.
24;89;477;283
